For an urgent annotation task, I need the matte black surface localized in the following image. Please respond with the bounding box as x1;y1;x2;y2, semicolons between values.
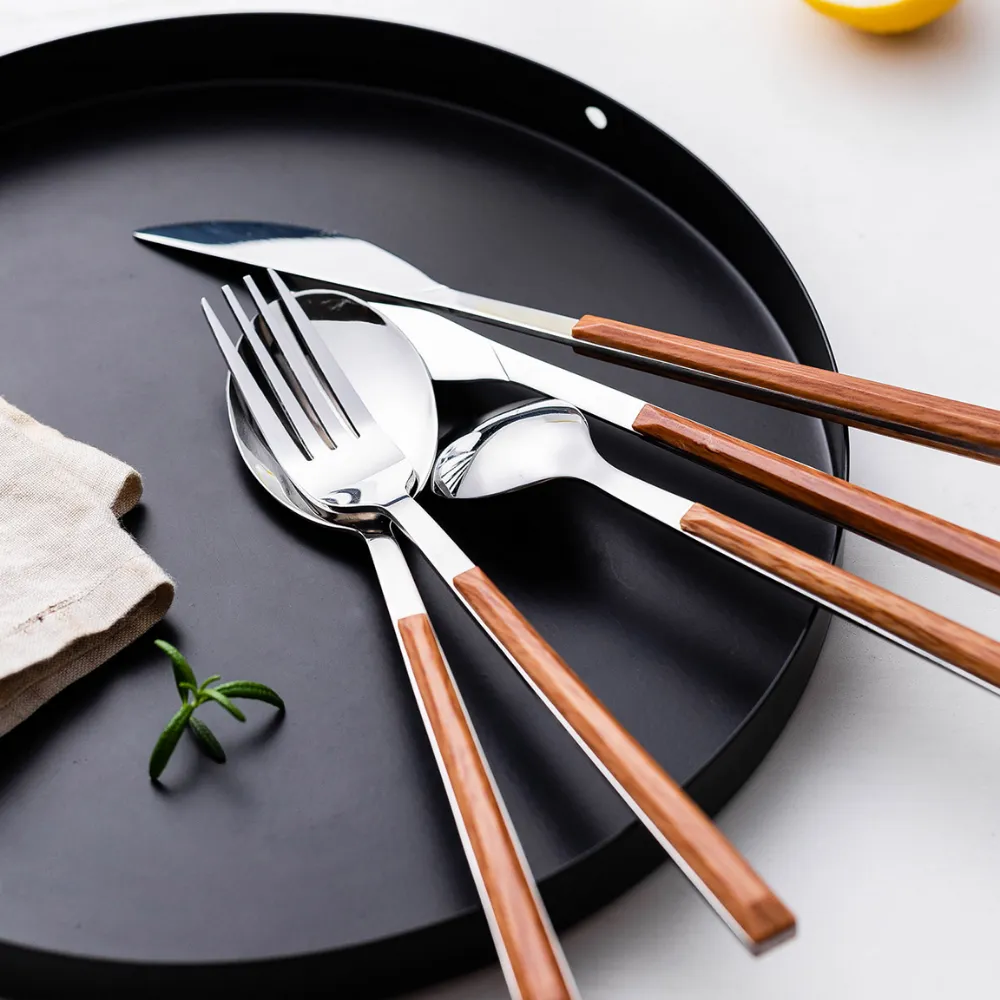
0;14;846;998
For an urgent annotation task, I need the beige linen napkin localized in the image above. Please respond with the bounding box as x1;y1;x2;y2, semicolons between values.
0;398;174;736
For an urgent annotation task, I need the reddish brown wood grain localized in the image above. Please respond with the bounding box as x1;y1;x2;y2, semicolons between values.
575;315;1000;461
398;614;573;1000
452;568;795;952
632;403;1000;594
679;505;1000;688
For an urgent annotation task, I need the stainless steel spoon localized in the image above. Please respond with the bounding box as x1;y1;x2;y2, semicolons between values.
433;399;1000;695
223;288;794;955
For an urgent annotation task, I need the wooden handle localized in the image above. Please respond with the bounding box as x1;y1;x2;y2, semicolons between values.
633;403;1000;594
680;505;1000;690
575;316;1000;462
452;568;795;953
398;615;574;1000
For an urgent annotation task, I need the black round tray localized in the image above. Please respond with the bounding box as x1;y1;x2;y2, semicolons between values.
0;14;846;998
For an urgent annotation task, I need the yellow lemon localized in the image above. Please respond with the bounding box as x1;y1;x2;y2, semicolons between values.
802;0;962;34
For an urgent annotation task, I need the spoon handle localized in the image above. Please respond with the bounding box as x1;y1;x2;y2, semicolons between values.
633;404;1000;594
387;497;796;956
676;506;1000;694
574;316;1000;462
365;532;578;1000
595;453;1000;696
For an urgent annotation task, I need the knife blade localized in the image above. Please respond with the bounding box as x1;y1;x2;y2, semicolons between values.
134;221;577;339
134;220;1000;462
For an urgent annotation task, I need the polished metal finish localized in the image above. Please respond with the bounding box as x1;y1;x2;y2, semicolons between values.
140;220;966;444
138;221;577;340
130;222;669;430
134;222;824;399
376;304;648;430
133;220;912;430
435;399;1000;695
435;399;691;529
364;529;426;622
225;291;438;520
204;272;576;999
204;274;418;520
215;284;777;953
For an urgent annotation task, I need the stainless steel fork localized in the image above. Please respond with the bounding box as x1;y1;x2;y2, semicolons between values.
203;272;578;1000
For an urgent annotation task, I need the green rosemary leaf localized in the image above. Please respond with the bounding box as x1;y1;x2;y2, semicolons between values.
201;687;247;722
154;639;197;701
188;716;226;763
149;703;195;780
213;681;286;712
150;641;286;780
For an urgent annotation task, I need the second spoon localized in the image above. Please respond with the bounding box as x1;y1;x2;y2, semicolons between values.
434;399;1000;697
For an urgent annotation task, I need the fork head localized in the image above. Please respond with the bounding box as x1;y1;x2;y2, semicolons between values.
203;270;417;517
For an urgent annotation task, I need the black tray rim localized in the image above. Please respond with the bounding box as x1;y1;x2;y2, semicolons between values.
0;12;848;997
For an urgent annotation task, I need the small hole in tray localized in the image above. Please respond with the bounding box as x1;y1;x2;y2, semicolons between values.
585;105;608;130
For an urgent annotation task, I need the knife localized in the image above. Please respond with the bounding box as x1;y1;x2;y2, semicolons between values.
133;222;1000;597
134;221;1000;463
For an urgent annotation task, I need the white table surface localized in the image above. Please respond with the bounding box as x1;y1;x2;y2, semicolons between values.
3;1;1000;996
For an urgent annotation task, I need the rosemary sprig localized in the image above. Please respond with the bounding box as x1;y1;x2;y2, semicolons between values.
149;640;285;780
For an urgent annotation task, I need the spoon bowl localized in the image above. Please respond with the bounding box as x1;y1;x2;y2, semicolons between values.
434;399;606;501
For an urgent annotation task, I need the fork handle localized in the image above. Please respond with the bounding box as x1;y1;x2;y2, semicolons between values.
387;498;795;954
367;534;576;1000
574;316;1000;462
633;404;1000;594
398;615;575;1000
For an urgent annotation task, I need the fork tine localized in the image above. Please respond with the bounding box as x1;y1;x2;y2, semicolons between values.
202;297;304;469
220;285;327;459
269;269;374;433
243;275;353;447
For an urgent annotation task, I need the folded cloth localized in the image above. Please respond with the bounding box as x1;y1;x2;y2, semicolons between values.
0;398;174;736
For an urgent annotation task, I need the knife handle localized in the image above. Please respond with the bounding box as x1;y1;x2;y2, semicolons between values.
633;403;1000;595
452;565;795;955
398;614;576;1000
678;506;1000;691
574;315;1000;463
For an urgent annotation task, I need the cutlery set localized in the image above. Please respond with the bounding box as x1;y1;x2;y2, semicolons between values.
144;221;1000;997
